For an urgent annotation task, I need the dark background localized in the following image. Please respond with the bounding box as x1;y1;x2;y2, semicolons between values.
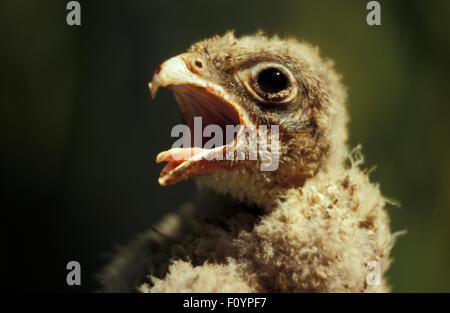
1;0;449;292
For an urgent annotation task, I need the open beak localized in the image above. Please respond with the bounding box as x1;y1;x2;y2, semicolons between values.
150;53;251;186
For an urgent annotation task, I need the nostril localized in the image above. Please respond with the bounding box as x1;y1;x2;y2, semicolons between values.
186;57;205;74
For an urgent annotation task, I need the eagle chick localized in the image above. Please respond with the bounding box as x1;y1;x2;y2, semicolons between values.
100;32;395;293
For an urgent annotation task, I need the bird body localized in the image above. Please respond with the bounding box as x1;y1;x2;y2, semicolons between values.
100;32;395;293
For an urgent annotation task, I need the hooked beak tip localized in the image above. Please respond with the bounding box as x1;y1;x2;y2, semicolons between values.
148;81;158;99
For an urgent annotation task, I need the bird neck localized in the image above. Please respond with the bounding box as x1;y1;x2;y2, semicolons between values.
195;169;308;211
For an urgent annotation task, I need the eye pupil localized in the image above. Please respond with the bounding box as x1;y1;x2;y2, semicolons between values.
257;68;288;94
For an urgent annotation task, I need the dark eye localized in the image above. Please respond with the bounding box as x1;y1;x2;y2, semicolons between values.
236;62;298;105
257;68;289;94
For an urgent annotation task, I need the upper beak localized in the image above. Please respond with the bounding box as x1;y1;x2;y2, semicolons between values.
149;53;208;99
149;54;249;124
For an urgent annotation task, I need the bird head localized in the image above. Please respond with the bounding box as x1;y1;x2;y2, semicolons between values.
151;32;348;208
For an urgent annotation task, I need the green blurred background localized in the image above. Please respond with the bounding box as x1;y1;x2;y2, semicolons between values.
1;0;449;292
